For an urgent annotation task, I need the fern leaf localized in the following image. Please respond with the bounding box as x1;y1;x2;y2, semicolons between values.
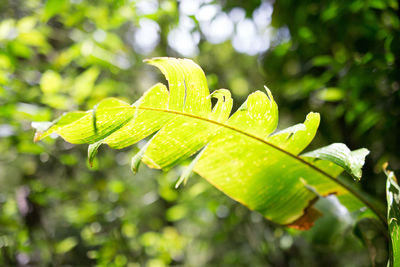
302;143;370;181
32;57;383;228
384;164;400;266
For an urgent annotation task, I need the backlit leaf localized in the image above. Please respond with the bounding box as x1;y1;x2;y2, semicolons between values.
384;164;400;266
32;57;380;228
302;143;370;181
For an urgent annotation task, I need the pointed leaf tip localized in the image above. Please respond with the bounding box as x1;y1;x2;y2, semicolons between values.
209;89;233;122
33;133;42;142
302;143;369;181
32;121;53;142
131;153;141;174
88;140;103;167
131;142;151;174
263;85;274;101
306;111;320;121
175;148;206;188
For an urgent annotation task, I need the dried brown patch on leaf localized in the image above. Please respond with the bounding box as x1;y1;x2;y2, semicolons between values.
286;198;322;230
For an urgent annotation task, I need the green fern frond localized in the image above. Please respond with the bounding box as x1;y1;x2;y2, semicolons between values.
32;57;384;228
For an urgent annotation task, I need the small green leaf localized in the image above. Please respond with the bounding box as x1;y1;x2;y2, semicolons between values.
131;141;150;174
88;140;103;167
384;164;400;267
302;143;369;181
175;147;206;188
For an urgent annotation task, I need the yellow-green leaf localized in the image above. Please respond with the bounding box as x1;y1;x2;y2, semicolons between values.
384;164;400;267
32;57;381;228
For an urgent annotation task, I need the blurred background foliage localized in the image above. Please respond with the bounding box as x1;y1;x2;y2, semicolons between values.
0;0;399;266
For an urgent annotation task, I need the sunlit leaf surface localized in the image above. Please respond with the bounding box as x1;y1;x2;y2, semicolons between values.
302;143;370;181
33;57;375;227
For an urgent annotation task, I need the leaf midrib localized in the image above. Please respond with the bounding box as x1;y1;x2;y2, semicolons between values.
95;105;386;224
